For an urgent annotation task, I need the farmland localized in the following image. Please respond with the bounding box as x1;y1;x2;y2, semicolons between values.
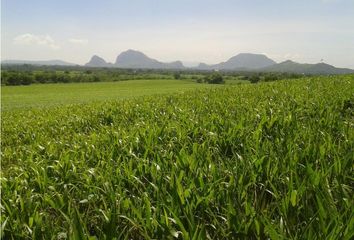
1;79;223;111
1;76;354;239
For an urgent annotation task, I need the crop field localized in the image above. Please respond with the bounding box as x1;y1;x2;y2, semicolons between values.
1;76;354;239
1;79;223;111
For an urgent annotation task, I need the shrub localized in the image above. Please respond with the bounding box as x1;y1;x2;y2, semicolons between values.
207;72;224;84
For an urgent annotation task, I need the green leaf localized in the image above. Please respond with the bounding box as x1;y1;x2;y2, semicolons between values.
291;190;297;207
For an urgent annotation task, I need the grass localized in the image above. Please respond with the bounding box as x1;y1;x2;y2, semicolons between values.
1;79;221;111
1;76;354;239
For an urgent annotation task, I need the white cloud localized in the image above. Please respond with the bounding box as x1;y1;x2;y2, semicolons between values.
13;33;60;49
68;38;88;45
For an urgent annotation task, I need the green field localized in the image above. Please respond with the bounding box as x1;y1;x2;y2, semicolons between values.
1;79;222;111
1;76;354;239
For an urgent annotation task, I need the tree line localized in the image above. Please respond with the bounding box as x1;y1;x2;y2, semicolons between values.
1;64;303;86
1;71;101;86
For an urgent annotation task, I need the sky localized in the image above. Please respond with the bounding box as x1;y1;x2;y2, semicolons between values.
1;0;354;68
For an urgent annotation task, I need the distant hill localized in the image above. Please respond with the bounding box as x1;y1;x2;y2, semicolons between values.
262;60;354;75
164;61;185;69
85;55;112;67
1;59;76;66
197;63;211;70
115;50;160;68
85;50;185;69
194;53;276;70
215;53;276;70
113;49;185;69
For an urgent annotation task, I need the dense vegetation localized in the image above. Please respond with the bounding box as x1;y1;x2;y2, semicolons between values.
1;76;353;239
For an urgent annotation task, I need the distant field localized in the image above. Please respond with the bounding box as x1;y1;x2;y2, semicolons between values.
2;76;353;239
1;79;223;111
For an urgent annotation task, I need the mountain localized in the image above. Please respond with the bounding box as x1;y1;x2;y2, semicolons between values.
1;59;75;66
165;61;184;69
85;55;111;67
113;49;185;69
114;50;160;68
262;60;354;75
196;63;212;70
193;53;276;70
215;53;276;70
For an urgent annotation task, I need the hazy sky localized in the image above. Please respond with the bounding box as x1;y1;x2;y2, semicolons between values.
2;0;354;68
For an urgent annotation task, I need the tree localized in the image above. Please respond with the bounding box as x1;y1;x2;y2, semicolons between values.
7;73;23;85
173;72;181;80
207;72;224;84
249;75;260;84
196;78;203;83
35;73;47;84
264;73;279;82
92;75;100;82
21;74;33;85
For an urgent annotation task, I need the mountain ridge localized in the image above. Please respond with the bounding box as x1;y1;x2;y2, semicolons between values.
3;50;354;75
261;60;354;75
85;51;277;70
1;59;76;66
